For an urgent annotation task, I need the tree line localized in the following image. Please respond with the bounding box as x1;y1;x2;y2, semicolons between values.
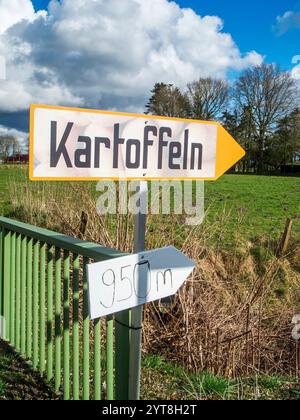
146;64;300;174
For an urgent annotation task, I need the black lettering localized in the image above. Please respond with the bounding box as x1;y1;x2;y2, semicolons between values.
143;126;157;168
126;139;141;169
191;143;203;170
157;269;173;292
169;142;181;170
158;127;171;170
74;136;91;168
94;137;110;168
183;129;189;170
113;124;125;168
50;121;73;168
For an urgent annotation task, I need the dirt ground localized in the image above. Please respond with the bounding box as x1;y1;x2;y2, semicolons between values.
0;340;57;400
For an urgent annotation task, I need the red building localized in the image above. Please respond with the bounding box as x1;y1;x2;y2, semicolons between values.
4;154;29;164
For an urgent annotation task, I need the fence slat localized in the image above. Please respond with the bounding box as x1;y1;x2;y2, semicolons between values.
4;230;11;342
21;235;27;354
10;232;16;346
47;246;53;381
94;318;101;401
40;243;46;374
55;247;61;392
83;257;90;400
33;240;39;369
15;234;21;351
26;238;33;359
63;250;70;400
73;254;80;400
106;317;114;400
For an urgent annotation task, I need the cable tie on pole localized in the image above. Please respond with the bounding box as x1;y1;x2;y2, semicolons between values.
115;319;142;331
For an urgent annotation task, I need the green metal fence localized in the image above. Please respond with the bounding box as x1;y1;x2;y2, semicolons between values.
0;216;131;400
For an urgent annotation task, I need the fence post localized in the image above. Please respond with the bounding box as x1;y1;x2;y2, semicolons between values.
115;310;130;399
129;181;148;400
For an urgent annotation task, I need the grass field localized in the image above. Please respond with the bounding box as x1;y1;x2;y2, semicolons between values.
205;174;300;247
1;166;299;248
0;166;27;215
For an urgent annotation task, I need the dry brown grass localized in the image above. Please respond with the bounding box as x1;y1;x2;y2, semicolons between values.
8;179;300;378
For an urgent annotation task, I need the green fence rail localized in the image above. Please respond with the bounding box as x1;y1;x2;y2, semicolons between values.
0;216;131;400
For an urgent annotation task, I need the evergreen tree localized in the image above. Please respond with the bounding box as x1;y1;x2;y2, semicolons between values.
146;83;190;118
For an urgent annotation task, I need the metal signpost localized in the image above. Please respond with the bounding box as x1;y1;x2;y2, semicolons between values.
130;181;148;400
30;103;245;400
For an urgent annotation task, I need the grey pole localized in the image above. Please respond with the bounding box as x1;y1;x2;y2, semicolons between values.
128;180;148;400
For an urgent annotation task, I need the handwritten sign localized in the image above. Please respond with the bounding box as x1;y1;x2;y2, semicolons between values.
87;246;195;319
30;104;245;181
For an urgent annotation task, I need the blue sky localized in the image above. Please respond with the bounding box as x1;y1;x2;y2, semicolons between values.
32;0;300;70
179;0;300;70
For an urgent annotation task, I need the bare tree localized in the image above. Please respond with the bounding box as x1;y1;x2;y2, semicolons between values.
0;135;20;161
235;64;297;173
187;78;229;120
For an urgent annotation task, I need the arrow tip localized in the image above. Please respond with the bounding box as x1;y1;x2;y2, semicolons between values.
214;125;245;180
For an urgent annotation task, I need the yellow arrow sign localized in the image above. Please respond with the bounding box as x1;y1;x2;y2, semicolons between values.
29;104;245;181
215;124;245;180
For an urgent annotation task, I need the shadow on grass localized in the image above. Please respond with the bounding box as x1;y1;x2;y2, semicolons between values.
0;340;58;400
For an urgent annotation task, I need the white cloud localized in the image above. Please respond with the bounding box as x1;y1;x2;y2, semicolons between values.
0;124;28;146
0;0;35;35
0;0;263;117
275;10;300;35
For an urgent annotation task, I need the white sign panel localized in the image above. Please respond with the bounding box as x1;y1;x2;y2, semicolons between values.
30;104;218;180
87;246;195;319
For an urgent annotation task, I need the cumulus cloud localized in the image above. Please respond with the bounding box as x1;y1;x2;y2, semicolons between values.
0;0;35;35
0;0;263;119
0;124;28;148
275;10;300;35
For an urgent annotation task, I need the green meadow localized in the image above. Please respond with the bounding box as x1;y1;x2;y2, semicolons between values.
204;174;300;247
0;166;300;248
